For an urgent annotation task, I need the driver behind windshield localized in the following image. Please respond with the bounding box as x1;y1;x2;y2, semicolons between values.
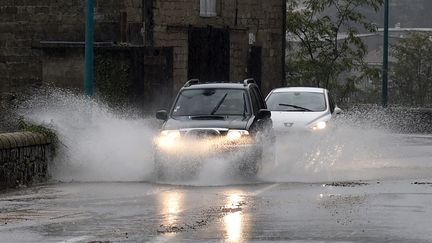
172;89;248;117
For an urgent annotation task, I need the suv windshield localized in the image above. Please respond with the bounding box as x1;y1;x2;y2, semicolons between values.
172;88;250;117
266;92;326;112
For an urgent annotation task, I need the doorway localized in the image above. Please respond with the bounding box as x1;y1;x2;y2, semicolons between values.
188;26;230;82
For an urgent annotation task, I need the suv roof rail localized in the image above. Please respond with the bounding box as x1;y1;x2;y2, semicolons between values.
243;78;255;86
184;79;200;87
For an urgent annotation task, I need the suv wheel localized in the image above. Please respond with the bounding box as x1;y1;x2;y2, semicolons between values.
154;152;165;180
239;149;262;177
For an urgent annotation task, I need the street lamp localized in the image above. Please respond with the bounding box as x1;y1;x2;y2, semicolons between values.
382;0;389;107
84;0;94;97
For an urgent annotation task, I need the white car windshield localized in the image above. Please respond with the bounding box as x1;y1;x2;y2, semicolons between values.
172;88;250;117
266;91;326;112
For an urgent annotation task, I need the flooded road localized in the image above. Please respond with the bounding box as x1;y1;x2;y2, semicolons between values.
1;179;432;242
0;134;431;242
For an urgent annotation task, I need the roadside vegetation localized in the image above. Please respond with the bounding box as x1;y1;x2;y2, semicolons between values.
17;118;59;154
286;0;383;104
390;33;432;107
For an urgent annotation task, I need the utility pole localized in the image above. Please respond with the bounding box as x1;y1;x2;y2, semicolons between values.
281;0;287;87
84;0;94;97
382;0;389;107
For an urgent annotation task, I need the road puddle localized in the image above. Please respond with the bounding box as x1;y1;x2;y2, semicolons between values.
323;181;369;187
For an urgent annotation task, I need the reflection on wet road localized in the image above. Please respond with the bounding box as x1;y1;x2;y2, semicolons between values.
1;180;432;242
159;191;183;227
224;192;246;242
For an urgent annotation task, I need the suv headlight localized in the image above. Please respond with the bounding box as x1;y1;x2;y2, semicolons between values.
311;121;327;131
227;130;250;142
156;130;180;148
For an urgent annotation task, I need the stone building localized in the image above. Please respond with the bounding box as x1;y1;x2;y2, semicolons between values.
0;1;149;115
151;0;286;93
0;0;285;119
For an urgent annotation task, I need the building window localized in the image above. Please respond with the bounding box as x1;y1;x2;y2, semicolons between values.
200;0;217;17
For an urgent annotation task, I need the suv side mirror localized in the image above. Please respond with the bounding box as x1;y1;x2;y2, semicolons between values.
156;110;168;121
257;109;271;119
334;107;342;115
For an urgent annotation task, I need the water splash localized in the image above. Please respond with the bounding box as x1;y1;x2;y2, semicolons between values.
259;107;432;183
18;88;157;182
17;90;432;184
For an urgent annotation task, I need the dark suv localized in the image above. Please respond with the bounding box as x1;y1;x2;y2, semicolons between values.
154;79;274;179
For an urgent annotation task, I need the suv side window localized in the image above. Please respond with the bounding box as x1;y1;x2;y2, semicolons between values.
252;87;266;109
328;92;335;113
250;89;260;114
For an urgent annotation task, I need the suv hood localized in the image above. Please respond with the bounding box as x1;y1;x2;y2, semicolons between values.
163;116;249;130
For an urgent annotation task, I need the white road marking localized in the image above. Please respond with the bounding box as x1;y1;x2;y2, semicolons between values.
56;236;91;243
250;183;280;196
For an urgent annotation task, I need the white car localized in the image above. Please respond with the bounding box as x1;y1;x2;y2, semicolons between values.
265;87;341;133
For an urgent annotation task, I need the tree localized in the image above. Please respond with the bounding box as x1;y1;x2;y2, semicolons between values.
286;0;383;102
391;33;432;106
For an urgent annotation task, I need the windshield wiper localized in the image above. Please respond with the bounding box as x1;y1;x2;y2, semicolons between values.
210;93;228;115
279;103;312;111
190;115;225;120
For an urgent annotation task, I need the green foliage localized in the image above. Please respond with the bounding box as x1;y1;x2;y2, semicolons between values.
391;33;432;106
94;52;131;107
287;0;383;103
18;118;59;148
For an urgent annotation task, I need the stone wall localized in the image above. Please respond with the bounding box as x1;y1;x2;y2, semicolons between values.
0;0;143;86
42;47;84;90
0;0;143;128
0;132;52;190
153;0;285;94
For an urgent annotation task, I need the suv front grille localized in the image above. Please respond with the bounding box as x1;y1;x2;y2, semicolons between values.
182;129;228;139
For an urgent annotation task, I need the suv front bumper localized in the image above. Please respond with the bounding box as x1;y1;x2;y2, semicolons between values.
154;140;261;161
153;138;262;179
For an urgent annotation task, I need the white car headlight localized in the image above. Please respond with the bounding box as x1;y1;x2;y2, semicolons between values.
156;130;181;148
227;130;249;141
311;121;327;131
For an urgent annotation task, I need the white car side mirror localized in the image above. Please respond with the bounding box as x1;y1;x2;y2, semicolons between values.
334;107;342;115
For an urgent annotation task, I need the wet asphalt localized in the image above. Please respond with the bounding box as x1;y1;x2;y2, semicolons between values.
1;133;432;242
1;179;432;242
